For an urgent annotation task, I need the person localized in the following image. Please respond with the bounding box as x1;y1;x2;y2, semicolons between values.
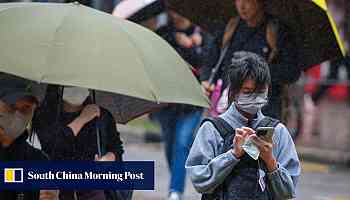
200;0;300;121
156;10;214;72
0;73;56;200
186;52;301;200
150;11;215;200
34;85;124;200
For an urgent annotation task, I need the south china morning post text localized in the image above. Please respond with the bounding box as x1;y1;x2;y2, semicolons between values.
27;171;144;182
0;161;154;190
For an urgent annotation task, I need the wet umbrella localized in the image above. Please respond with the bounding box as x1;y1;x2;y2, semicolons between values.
166;0;346;70
112;0;165;23
0;2;209;124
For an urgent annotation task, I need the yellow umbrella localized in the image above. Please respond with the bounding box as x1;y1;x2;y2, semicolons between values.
313;0;346;55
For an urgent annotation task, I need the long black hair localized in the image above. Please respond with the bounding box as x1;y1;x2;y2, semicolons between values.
226;51;271;105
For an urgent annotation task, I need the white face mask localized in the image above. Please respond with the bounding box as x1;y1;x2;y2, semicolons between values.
0;110;33;141
63;87;90;106
235;91;268;115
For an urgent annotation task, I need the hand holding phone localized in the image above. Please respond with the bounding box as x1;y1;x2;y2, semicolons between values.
256;127;275;142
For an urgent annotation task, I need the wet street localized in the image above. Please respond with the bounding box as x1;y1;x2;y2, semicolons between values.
123;141;350;200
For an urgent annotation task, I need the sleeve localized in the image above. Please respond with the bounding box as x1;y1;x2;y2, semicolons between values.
267;123;301;200
101;109;124;160
186;122;240;194
270;25;301;84
61;126;76;140
35;122;76;155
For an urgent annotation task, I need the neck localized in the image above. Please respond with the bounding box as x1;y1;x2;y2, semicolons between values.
235;104;255;120
246;11;264;27
0;140;13;148
0;133;15;148
63;102;83;113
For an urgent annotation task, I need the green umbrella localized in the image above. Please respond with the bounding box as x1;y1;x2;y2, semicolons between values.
0;2;209;123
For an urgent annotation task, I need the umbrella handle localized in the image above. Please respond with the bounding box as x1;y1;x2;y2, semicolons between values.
96;124;102;157
91;90;103;157
208;45;229;85
56;86;64;124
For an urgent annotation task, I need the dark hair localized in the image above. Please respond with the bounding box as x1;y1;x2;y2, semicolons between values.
227;51;271;105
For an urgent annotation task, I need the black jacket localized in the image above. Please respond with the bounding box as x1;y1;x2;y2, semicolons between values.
0;132;48;200
37;107;124;161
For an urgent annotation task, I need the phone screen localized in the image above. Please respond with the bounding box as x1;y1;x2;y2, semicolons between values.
257;129;268;137
256;127;274;140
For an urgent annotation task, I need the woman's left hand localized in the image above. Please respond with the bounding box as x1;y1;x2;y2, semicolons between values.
95;152;116;162
175;32;193;48
192;33;202;46
250;135;278;172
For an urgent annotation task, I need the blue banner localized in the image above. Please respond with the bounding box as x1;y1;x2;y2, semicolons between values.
0;161;154;190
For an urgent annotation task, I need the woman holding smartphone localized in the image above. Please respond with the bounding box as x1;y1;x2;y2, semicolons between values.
186;51;301;200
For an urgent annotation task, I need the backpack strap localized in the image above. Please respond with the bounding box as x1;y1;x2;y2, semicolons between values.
254;116;280;129
221;16;279;64
221;17;240;48
207;17;239;84
266;18;279;63
201;117;234;138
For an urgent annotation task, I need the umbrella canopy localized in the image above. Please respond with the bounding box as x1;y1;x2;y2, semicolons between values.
112;0;165;22
166;0;345;70
0;2;209;123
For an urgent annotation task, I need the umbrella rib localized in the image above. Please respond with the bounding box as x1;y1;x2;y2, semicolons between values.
41;3;75;84
0;2;46;12
116;22;160;103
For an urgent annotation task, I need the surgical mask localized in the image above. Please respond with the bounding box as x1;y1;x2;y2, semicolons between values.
0;110;32;140
63;87;90;106
235;91;268;115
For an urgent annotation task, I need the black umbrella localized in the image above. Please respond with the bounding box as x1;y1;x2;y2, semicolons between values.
166;0;345;70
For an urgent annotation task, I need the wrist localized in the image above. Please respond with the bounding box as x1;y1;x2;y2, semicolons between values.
265;157;278;172
232;149;243;159
68;118;86;136
77;115;89;125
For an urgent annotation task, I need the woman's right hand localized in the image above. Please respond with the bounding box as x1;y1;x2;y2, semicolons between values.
201;81;215;97
232;127;255;158
79;104;100;124
175;32;193;48
68;104;100;136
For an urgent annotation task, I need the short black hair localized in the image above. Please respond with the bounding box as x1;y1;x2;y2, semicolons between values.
226;51;271;104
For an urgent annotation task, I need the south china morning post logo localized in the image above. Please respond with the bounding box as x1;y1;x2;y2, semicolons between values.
0;161;154;190
4;168;23;183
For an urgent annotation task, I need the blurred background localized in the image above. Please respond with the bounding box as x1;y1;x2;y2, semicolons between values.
1;0;349;199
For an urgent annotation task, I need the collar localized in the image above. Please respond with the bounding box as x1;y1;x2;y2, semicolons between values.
0;131;28;160
221;103;265;128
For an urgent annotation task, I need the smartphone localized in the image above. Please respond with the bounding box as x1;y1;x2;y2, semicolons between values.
256;127;275;141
